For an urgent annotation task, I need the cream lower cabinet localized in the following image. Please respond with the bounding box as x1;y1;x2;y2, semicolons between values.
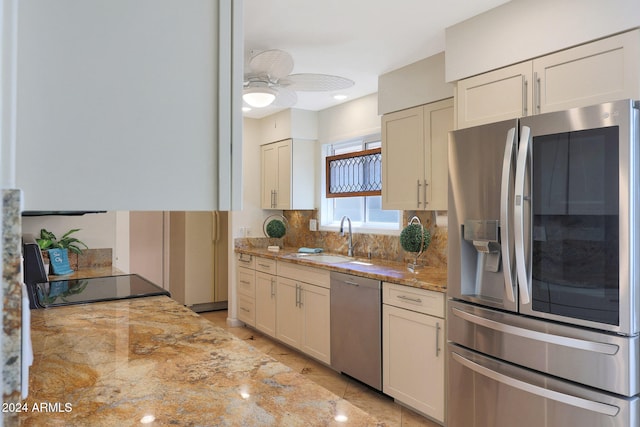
382;282;445;423
276;263;331;364
456;29;640;129
382;98;453;211
236;254;256;327
255;258;277;337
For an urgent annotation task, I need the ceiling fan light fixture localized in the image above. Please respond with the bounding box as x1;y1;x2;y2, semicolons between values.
243;87;277;108
333;94;348;101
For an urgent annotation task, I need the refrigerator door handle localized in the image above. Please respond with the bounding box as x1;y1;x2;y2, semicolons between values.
514;125;531;304
500;127;517;303
451;351;620;417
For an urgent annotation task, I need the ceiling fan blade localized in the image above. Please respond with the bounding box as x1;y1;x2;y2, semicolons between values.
272;87;297;108
286;73;354;91
248;49;294;79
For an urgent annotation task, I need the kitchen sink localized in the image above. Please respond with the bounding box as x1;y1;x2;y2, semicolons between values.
350;260;373;266
295;253;352;264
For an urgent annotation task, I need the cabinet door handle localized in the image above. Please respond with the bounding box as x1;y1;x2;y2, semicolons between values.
298;285;303;307
239;254;252;263
423;179;428;207
344;280;360;287
435;322;441;357
522;75;528;116
534;71;541;113
270;278;276;298
295;284;299;307
273;190;278;208
397;295;422;303
416;180;422;208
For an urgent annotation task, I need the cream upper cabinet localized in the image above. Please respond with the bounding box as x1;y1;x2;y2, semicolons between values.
261;139;315;210
456;29;640;129
382;98;453;211
456;62;533;129
534;30;640;114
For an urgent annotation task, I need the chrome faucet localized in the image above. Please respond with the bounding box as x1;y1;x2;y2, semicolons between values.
339;216;354;257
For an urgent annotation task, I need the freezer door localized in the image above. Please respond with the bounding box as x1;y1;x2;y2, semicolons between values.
448;300;640;397
448;119;519;311
448;343;639;427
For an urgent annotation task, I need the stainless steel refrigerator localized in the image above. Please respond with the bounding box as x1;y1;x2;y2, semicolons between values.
447;100;640;426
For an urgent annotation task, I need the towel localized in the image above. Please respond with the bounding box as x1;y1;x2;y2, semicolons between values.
298;247;324;254
48;248;74;275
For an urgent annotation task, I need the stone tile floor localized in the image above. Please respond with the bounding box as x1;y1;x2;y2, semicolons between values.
200;310;441;427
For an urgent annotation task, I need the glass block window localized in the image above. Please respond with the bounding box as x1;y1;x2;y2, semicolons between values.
326;148;382;198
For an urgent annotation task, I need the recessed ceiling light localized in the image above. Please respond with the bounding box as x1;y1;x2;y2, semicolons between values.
333;94;348;101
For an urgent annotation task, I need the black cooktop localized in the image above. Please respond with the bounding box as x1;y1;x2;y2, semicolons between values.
28;274;170;309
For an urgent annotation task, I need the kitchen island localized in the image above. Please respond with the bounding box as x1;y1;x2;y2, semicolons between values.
21;296;382;426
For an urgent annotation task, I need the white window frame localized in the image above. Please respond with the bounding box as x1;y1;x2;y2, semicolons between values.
320;134;401;235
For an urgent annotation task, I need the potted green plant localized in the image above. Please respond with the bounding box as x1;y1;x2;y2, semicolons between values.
36;228;88;254
400;216;431;272
36;228;88;273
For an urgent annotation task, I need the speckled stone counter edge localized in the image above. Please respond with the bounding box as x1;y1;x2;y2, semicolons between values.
2;189;22;427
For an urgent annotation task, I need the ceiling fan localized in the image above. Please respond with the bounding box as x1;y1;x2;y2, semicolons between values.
243;49;355;108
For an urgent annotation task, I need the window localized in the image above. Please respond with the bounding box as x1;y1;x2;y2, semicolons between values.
326;148;382;197
321;135;400;233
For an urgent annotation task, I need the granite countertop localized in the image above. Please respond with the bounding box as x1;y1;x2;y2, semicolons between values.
235;247;447;293
22;296;382;426
48;266;126;281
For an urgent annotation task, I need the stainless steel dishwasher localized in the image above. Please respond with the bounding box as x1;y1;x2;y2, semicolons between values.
330;271;382;391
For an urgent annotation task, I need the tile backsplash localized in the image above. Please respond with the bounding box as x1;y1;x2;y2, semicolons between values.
236;210;447;268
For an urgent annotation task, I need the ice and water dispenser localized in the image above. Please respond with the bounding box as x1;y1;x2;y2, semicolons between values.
459;219;509;302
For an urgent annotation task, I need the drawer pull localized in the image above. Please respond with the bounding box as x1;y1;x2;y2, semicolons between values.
240;307;250;313
240;280;251;285
397;295;422;304
239;254;253;263
258;263;272;269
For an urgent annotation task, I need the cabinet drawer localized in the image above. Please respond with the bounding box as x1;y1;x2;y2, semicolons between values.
237;294;255;326
237;267;255;297
383;282;445;318
277;261;330;289
255;257;277;274
237;253;255;269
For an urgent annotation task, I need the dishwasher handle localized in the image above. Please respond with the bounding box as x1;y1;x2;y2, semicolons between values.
331;272;381;290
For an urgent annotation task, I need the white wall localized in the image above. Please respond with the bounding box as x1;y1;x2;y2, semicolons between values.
22;212;119;261
446;0;640;81
15;0;241;211
378;52;454;115
231;117;270;239
317;93;380;145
